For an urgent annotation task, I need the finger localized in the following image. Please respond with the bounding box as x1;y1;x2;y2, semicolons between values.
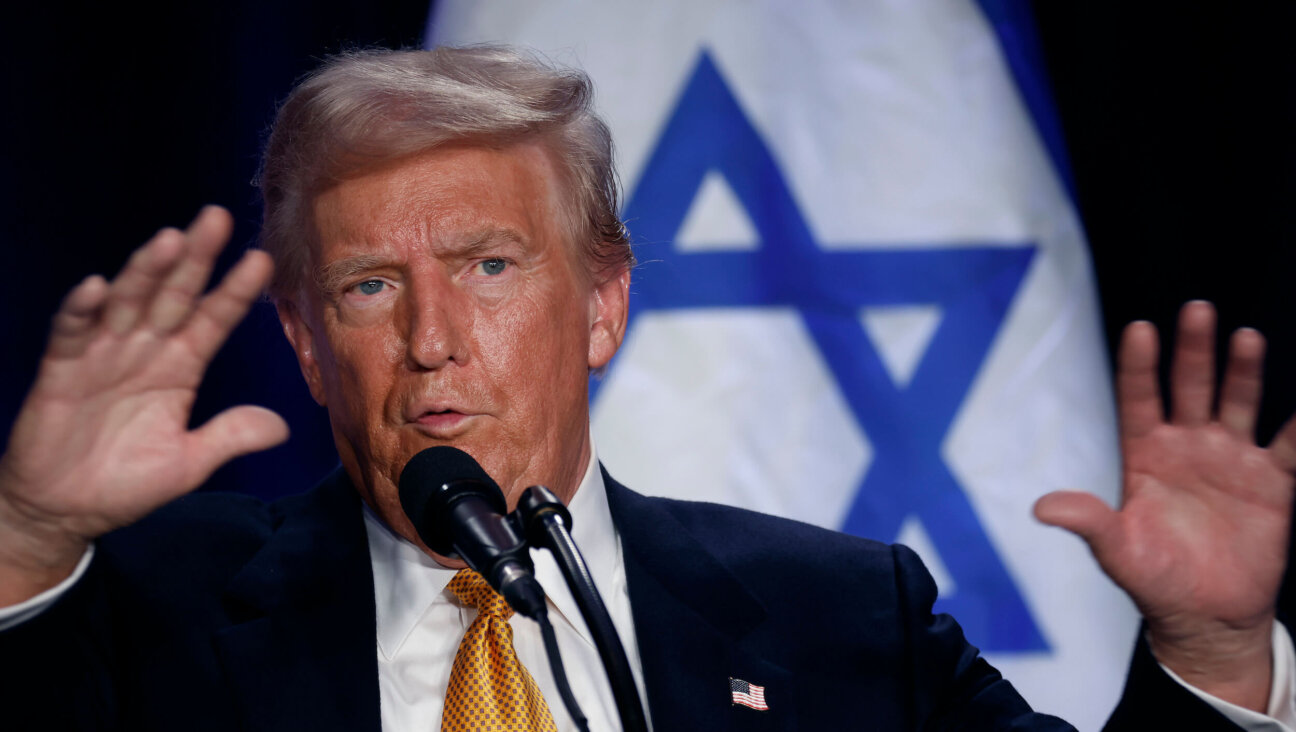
184;249;274;363
1034;490;1121;550
1169;300;1217;426
185;405;290;485
46;275;110;359
103;228;186;335
1270;413;1296;474
148;206;235;333
1117;320;1164;439
1218;328;1266;438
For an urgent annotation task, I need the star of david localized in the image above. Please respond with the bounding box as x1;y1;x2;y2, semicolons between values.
593;50;1047;652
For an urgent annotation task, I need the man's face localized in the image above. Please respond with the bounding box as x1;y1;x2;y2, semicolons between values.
278;142;629;555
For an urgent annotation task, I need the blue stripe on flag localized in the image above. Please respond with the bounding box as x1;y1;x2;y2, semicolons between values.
974;0;1079;204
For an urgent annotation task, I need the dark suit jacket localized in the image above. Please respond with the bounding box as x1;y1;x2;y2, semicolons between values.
0;468;1242;730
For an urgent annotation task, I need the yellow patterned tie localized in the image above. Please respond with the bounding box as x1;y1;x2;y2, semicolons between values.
442;568;558;732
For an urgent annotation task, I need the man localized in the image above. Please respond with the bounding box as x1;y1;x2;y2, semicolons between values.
1;46;1294;730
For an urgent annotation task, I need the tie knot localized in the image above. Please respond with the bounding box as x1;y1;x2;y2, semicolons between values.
447;568;513;619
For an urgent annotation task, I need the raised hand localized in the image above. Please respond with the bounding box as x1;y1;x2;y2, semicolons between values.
1035;301;1296;711
0;207;289;605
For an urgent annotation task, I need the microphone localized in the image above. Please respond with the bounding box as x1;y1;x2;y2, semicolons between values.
398;446;546;619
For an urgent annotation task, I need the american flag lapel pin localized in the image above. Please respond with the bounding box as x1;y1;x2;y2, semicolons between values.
729;677;769;711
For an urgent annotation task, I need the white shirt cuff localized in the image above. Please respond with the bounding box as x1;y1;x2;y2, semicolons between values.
0;544;95;631
1159;621;1296;731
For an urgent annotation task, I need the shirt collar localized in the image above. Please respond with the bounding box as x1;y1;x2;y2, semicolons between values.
365;440;617;659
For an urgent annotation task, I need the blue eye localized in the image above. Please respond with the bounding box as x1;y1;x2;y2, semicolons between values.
480;259;508;276
355;280;385;295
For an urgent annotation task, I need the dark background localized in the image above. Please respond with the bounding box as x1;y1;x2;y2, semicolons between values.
3;4;1293;602
1034;5;1296;611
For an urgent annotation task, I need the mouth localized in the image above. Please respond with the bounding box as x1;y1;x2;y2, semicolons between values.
409;407;474;437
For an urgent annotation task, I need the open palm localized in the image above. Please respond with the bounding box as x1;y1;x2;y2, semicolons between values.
1037;301;1296;709
0;207;288;601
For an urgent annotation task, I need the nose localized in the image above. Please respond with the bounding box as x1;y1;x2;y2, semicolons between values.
403;271;469;370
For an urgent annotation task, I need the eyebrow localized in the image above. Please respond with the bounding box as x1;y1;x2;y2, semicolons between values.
459;228;528;256
314;254;389;297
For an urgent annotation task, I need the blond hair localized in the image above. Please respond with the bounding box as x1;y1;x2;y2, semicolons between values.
257;45;634;300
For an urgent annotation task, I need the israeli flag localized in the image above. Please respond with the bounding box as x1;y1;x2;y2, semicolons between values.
430;1;1138;727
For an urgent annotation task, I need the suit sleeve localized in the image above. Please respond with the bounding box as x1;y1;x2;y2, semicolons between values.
0;552;121;730
0;492;272;731
1102;629;1248;731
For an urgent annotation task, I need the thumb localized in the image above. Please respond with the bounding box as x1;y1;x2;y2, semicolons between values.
1034;490;1120;551
187;405;291;482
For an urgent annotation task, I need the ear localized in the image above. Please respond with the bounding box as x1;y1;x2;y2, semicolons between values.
588;265;631;370
277;298;328;406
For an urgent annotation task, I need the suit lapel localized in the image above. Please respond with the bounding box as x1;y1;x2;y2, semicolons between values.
213;469;381;732
605;471;795;732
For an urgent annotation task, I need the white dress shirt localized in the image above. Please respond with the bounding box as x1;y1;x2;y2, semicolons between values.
2;447;1294;731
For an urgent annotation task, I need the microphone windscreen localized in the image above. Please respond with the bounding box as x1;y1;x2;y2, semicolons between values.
400;445;495;493
398;446;504;553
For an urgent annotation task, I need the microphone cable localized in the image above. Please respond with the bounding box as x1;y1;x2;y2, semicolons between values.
535;610;590;732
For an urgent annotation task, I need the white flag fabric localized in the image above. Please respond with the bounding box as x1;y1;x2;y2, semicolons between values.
430;1;1137;727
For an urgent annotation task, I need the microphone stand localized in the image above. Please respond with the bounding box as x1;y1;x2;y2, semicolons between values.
515;486;650;732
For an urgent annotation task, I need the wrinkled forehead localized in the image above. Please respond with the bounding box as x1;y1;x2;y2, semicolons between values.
303;139;585;273
302;141;586;282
